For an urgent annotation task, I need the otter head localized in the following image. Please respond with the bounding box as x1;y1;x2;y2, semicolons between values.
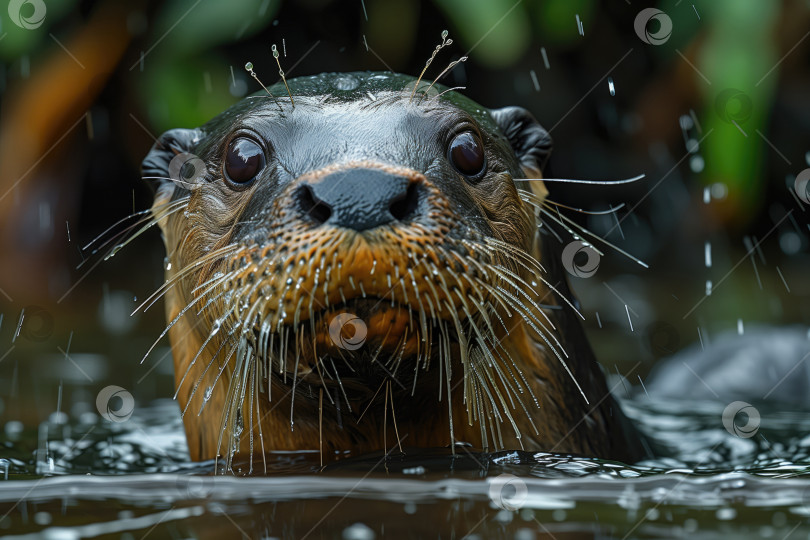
142;72;626;469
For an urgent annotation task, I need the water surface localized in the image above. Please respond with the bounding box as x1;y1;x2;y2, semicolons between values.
2;392;809;539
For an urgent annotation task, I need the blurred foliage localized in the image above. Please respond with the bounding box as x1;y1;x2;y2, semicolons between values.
0;0;805;229
533;0;596;45
137;0;605;130
433;0;532;64
139;0;279;132
693;0;778;216
0;0;76;59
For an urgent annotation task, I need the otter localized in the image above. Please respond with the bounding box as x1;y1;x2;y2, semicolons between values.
141;72;643;471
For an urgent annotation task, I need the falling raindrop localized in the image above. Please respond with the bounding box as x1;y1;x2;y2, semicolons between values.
540;47;550;69
530;70;540;92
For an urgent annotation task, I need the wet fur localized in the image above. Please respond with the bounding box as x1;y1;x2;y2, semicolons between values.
141;72;641;472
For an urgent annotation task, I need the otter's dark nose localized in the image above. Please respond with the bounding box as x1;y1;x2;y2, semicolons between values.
295;168;420;231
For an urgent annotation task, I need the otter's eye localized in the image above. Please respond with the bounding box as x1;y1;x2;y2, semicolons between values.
224;137;265;187
448;132;486;179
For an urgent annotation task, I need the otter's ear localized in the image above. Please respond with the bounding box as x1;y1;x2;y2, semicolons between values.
490;106;552;178
141;127;203;190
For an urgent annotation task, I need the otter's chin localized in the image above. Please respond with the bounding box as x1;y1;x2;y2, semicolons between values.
295;300;443;362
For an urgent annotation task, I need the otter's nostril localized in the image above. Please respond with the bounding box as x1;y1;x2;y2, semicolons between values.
388;182;420;223
297;184;333;225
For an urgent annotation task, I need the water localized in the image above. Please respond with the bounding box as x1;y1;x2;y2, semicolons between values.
1;392;809;538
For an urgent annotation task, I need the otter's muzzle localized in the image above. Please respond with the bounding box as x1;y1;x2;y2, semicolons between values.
295;168;421;231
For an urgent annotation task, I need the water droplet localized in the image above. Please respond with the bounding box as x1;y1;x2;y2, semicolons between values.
710;182;728;200
285;277;293;285
334;75;359;91
244;62;253;72
716;508;736;520
203;386;213;401
33;511;52;526
271;44;279;58
342;523;375;540
689;155;704;173
441;29;448;39
779;231;802;254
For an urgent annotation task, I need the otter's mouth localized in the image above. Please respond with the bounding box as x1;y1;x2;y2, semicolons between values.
203;224;551;402
249;294;461;393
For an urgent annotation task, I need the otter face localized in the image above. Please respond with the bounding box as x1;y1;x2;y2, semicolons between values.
143;72;559;464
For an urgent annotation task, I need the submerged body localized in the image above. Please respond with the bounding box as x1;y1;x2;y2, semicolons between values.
142;72;642;470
